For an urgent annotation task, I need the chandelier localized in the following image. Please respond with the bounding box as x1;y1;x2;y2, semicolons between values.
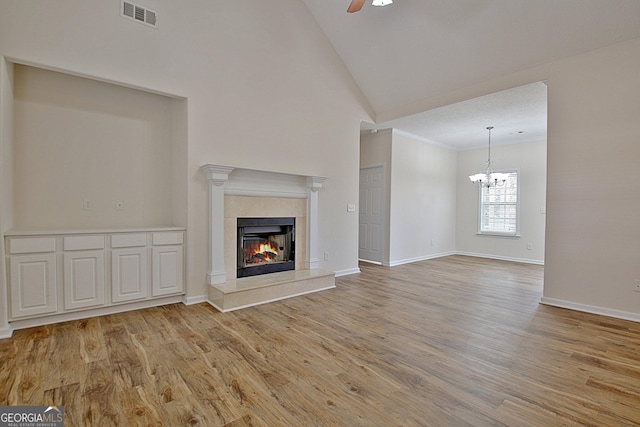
468;126;509;188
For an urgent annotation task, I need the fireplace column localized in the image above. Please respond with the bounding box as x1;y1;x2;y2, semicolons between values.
306;176;327;270
201;164;234;285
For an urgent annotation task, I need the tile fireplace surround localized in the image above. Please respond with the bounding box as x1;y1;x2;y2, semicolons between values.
201;164;336;312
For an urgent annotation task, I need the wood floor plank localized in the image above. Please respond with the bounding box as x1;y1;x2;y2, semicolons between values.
2;255;640;426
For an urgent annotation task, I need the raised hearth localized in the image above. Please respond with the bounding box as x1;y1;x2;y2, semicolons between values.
208;269;335;312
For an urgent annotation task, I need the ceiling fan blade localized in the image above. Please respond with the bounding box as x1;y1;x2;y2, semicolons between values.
347;0;366;13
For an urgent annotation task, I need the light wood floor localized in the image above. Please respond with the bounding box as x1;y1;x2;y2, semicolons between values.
2;255;640;426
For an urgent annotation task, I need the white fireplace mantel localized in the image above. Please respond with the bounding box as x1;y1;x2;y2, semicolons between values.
201;164;327;285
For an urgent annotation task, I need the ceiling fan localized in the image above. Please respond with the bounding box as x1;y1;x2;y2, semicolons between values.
347;0;393;13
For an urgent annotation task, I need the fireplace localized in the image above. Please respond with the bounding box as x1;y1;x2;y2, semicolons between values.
237;217;295;278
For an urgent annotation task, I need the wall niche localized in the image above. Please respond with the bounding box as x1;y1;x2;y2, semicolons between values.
10;63;187;230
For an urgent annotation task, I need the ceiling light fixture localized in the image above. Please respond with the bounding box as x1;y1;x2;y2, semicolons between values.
468;126;509;187
372;0;393;6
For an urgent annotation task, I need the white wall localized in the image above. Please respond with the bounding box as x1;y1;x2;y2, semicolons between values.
0;0;372;317
0;57;14;336
360;130;457;266
389;131;457;265
361;130;544;267
542;38;640;319
456;140;547;263
362;136;547;266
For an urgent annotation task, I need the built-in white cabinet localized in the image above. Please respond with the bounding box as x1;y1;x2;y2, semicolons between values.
5;228;184;323
7;237;58;319
153;246;184;296
9;253;57;319
151;232;184;297
63;250;105;310
63;235;106;311
112;247;148;303
111;233;148;303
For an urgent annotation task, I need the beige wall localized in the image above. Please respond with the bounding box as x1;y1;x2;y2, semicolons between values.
542;38;640;318
361;37;640;319
456;140;547;263
12;65;179;229
0;0;373;322
1;1;639;325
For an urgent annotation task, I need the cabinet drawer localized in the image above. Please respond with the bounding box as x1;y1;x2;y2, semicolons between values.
152;232;183;246
9;237;56;254
111;233;147;248
64;235;105;251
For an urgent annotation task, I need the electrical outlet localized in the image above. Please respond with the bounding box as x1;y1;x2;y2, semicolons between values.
324;252;329;261
527;243;533;250
83;199;93;210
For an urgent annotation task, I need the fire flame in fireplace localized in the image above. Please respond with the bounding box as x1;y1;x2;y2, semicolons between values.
245;240;279;264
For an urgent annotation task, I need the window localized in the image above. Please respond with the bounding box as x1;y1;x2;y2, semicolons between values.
478;170;519;236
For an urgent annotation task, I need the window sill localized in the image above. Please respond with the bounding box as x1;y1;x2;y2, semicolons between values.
476;233;520;239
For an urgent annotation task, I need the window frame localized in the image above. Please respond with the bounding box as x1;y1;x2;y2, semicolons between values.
476;169;520;237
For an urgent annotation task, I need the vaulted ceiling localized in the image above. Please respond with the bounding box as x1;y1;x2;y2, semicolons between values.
302;0;640;149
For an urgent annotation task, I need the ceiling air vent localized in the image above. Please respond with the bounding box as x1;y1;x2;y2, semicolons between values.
121;1;158;28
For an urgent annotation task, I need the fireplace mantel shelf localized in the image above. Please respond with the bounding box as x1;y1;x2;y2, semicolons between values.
201;164;327;199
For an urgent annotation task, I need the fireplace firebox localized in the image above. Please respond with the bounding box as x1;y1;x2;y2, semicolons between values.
237;217;295;278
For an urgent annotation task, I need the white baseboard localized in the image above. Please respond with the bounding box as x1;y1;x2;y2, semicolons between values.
0;325;13;339
334;267;361;277
182;295;208;305
8;295;184;333
386;251;456;267
358;259;382;265
455;251;544;265
540;297;640;323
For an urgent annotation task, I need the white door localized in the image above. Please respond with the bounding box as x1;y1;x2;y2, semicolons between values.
359;166;384;263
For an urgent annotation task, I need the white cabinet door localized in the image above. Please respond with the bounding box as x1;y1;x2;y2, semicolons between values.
9;254;57;319
63;250;105;310
112;248;148;303
152;245;184;296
